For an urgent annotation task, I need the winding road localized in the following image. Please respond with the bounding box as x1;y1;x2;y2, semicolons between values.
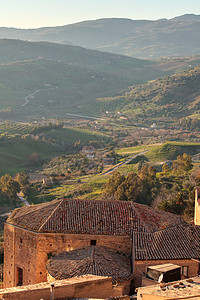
21;87;58;107
21;89;105;121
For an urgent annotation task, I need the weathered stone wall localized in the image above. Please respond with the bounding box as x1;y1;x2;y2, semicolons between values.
0;275;116;300
36;232;131;284
4;224;15;288
4;224;38;288
134;259;199;288
117;279;132;295
4;224;131;288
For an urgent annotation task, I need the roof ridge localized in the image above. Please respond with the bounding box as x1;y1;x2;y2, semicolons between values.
38;199;64;232
63;198;133;204
9;199;61;221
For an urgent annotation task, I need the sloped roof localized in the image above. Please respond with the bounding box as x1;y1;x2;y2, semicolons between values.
135;224;200;260
7;199;182;235
7;199;62;232
46;246;132;284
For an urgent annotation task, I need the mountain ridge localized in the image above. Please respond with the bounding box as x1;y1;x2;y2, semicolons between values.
0;14;200;58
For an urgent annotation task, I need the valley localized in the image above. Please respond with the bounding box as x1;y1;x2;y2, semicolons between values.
0;16;199;230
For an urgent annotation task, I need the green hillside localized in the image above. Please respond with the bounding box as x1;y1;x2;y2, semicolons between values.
0;123;112;176
0;40;195;119
0;39;152;76
0;59;134;117
27;141;200;205
98;66;200;124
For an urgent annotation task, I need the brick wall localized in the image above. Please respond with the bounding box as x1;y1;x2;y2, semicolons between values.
4;224;38;288
4;224;131;288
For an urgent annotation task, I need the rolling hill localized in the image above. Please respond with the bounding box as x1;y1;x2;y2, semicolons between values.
0;14;200;58
98;66;200;123
0;39;195;120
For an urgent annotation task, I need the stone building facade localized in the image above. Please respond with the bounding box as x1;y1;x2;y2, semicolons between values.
4;198;200;292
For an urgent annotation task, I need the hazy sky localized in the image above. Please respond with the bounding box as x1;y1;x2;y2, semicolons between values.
1;0;199;28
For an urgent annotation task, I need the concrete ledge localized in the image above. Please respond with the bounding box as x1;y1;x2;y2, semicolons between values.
0;275;115;300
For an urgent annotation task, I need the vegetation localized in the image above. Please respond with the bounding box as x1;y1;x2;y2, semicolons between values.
0;121;113;176
0;39;198;120
0;174;20;206
103;153;198;219
104;165;157;204
98;66;200;125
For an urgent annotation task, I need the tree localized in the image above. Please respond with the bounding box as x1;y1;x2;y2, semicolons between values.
104;171;125;196
158;192;187;215
0;174;20;200
162;163;170;175
28;153;40;166
172;153;192;174
104;169;157;204
15;173;29;188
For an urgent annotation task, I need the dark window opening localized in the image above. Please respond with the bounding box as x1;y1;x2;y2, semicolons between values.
20;238;23;244
90;240;96;246
16;267;23;286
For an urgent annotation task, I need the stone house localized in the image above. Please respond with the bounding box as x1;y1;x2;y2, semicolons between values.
4;195;200;294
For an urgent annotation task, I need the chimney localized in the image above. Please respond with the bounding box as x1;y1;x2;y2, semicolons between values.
194;187;200;225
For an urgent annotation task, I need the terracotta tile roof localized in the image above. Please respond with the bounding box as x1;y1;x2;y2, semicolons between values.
6;199;182;235
46;246;132;284
134;224;200;260
7;199;62;232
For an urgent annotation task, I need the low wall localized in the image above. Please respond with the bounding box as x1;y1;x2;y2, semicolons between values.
0;275;116;300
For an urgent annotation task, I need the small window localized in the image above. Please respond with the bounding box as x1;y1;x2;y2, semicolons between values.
19;238;23;244
90;240;96;246
16;267;23;286
182;266;188;277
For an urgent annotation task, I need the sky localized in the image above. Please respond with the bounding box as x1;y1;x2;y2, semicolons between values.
0;0;200;29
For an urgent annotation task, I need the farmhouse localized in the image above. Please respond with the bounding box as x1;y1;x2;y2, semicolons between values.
4;193;200;294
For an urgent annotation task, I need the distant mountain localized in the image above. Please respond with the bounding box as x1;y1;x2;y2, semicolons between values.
171;14;200;22
0;15;200;58
98;66;200;123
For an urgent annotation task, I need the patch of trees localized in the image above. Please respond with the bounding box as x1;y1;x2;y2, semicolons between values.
104;165;158;205
104;153;197;219
0;173;29;206
155;153;195;217
26;153;41;166
162;153;192;176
